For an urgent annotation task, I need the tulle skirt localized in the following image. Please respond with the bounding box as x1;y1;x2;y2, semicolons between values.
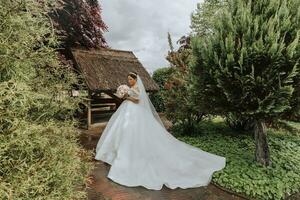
95;100;226;190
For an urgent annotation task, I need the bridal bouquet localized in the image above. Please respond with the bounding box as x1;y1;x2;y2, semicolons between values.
116;84;130;98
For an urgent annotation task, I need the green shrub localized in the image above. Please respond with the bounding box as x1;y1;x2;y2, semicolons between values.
224;113;254;132
171;120;201;136
0;1;92;199
149;67;175;112
0;121;91;199
162;68;206;134
163;35;206;135
178;119;300;200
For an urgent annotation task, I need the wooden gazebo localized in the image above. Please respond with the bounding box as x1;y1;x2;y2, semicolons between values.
70;48;159;129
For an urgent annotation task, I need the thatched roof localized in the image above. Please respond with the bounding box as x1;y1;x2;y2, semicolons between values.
71;48;159;92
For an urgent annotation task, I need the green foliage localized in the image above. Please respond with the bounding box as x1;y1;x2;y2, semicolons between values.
283;120;300;134
162;67;204;136
191;0;227;36
162;35;205;135
0;0;92;199
149;67;175;112
171;119;202;136
0;121;91;199
224;113;253;131
190;0;300;166
178;118;300;200
282;75;300;121
191;0;300;121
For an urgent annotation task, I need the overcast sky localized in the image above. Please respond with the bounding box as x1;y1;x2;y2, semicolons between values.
100;0;202;74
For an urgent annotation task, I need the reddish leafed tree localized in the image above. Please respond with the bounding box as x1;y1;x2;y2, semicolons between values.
50;0;108;48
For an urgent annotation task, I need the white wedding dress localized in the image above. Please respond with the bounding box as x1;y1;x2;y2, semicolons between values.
95;76;226;190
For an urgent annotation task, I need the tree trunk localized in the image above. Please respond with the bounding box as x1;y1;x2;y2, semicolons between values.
254;119;271;166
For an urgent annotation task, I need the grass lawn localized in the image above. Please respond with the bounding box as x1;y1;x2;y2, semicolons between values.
177;117;300;200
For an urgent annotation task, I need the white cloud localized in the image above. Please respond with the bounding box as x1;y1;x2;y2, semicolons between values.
99;0;202;73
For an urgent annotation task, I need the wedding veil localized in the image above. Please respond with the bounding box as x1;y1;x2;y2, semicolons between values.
136;75;165;127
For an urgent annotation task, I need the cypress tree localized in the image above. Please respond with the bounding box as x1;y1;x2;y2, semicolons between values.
191;0;227;36
191;0;300;166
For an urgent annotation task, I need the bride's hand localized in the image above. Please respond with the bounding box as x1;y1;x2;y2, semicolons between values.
123;93;129;99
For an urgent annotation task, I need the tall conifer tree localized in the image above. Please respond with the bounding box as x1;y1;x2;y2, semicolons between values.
191;0;300;166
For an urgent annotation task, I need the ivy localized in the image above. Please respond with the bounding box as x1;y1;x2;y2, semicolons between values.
178;119;300;200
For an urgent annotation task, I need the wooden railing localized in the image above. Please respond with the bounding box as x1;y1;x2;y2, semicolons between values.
85;92;123;129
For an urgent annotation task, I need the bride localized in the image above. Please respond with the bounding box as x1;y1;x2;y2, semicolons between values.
95;72;226;190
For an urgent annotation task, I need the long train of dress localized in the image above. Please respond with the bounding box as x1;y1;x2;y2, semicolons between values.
95;98;226;190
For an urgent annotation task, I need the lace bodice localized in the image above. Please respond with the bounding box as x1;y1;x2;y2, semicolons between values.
128;85;140;98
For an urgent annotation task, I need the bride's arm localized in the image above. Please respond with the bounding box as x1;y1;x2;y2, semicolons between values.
123;88;140;103
125;96;139;103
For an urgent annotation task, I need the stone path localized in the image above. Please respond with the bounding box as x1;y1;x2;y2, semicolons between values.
86;161;246;200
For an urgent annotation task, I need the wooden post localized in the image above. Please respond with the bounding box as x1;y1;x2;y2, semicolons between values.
106;91;122;109
87;92;92;130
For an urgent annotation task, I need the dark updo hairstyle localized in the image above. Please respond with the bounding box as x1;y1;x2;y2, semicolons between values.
128;71;138;80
